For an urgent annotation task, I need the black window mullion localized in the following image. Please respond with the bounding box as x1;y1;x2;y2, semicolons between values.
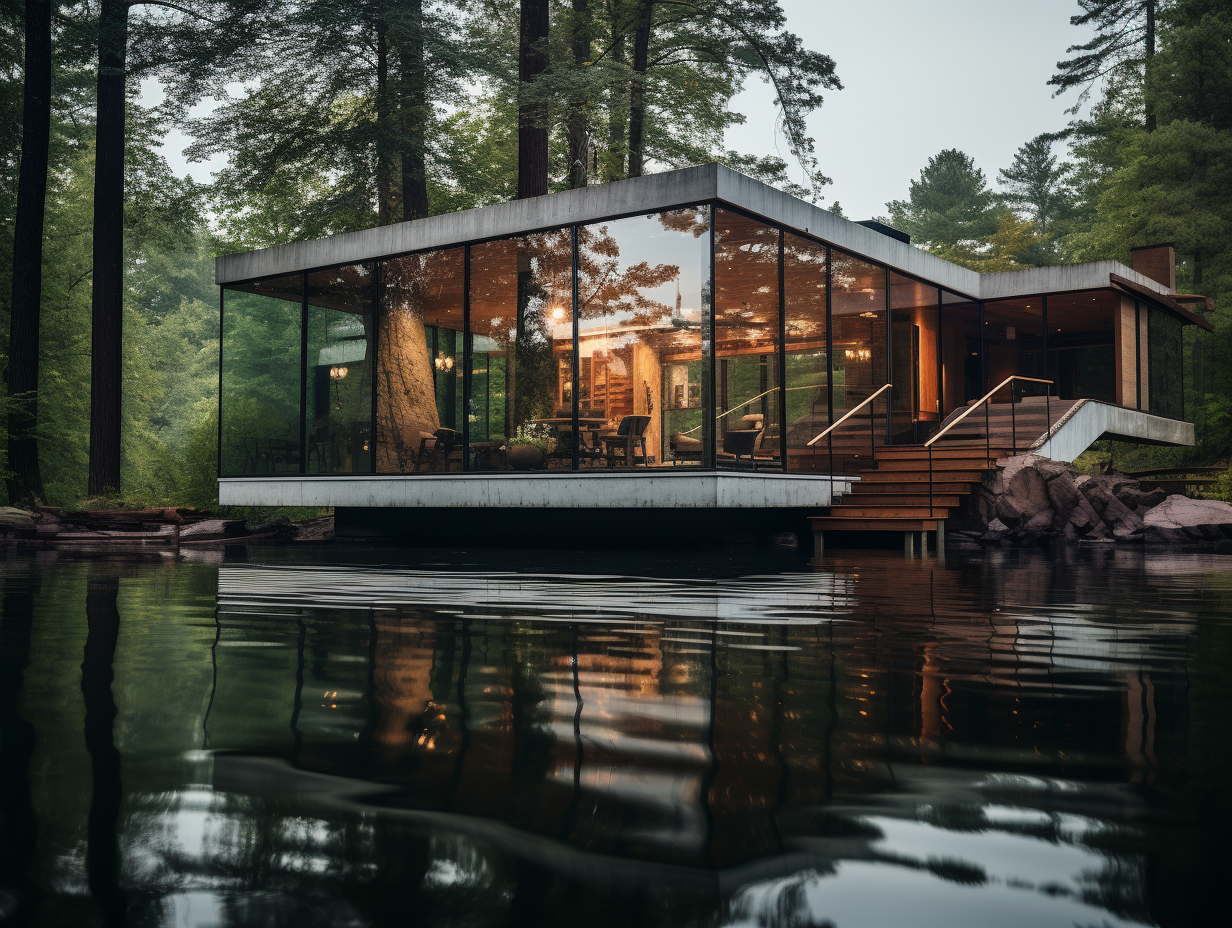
571;224;581;471
776;229;787;472
705;205;716;469
825;246;833;428
462;246;472;471
299;274;308;475
884;266;892;443
369;262;379;474
217;288;225;476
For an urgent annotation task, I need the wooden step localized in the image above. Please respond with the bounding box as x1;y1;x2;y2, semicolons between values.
810;517;940;532
858;470;989;483
872;459;997;473
848;480;974;494
875;448;1006;461
838;494;962;507
828;506;952;519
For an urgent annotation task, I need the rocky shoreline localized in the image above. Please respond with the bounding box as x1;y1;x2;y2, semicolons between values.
953;454;1232;546
0;507;334;547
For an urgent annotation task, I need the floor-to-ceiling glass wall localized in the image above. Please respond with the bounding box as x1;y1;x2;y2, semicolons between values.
376;247;465;473
783;233;828;473
220;275;304;476
829;250;887;461
983;297;1046;384
1046;292;1116;403
1148;306;1184;418
305;264;375;474
890;273;940;442
714;210;781;469
577;207;710;467
940;292;984;414
469;230;573;471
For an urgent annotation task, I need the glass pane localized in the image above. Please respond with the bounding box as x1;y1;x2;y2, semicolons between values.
1048;292;1116;403
715;209;780;470
1148;307;1183;418
377;248;465;473
783;234;828;473
577;207;710;468
220;275;303;476
890;274;942;439
305;265;375;475
984;297;1046;384
940;295;984;411
469;231;573;472
830;251;886;415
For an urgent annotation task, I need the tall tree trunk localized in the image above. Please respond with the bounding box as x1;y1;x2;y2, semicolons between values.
566;0;591;189
398;0;429;220
1145;0;1156;131
517;0;550;199
89;0;129;497
375;18;396;224
627;0;653;178
6;0;52;505
603;2;626;182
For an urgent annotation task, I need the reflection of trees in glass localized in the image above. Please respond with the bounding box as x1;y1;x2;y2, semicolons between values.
377;250;461;470
220;288;303;475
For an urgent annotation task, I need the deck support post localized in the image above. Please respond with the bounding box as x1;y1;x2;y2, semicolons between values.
813;529;824;558
904;531;918;557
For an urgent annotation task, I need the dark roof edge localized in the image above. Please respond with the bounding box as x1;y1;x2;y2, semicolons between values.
1110;273;1215;331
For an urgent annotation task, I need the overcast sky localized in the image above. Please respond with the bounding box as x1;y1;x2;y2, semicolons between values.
725;0;1092;219
148;0;1093;220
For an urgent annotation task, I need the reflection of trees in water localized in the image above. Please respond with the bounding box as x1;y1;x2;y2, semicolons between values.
83;566;126;926
2;552;1224;926
0;567;39;919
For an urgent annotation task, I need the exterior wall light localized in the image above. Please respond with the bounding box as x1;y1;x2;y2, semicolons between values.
844;349;871;362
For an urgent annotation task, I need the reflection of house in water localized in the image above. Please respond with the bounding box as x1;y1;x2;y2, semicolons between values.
216;165;1211;543
193;556;1203;925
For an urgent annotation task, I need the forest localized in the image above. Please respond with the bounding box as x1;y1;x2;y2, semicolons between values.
1;0;1229;510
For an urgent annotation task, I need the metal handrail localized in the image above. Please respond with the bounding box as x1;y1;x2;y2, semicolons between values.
677;384;822;438
924;375;1053;448
925;375;1054;519
806;383;893;447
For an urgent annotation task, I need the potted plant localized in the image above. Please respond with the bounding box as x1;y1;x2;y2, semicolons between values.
506;423;550;471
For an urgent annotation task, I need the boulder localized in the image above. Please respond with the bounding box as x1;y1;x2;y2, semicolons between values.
1082;482;1144;537
981;517;1010;544
1143;496;1232;539
1007;464;1051;516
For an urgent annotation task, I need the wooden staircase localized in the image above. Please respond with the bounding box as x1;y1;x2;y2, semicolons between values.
809;394;1080;545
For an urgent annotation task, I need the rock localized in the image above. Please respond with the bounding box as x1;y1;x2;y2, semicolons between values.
1021;509;1056;537
1083;483;1144;537
291;516;335;542
180;518;245;539
987;518;1009;533
0;507;35;531
1035;459;1071;482
981;517;1010;544
1047;473;1102;533
1142;496;1232;536
1007;464;1051;516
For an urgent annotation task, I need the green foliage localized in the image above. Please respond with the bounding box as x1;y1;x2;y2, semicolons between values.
885;149;1000;251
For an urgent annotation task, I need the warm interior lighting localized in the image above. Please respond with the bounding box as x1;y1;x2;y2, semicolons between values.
859;311;878;318
844;348;872;362
329;366;348;380
434;356;454;371
551;306;565;321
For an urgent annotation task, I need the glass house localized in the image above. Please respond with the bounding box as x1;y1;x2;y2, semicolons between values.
217;165;1210;520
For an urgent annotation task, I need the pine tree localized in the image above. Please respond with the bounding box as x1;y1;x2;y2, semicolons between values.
886;149;1000;250
997;134;1074;234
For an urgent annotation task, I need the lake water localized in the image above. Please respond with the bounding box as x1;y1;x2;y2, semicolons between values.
0;545;1229;927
